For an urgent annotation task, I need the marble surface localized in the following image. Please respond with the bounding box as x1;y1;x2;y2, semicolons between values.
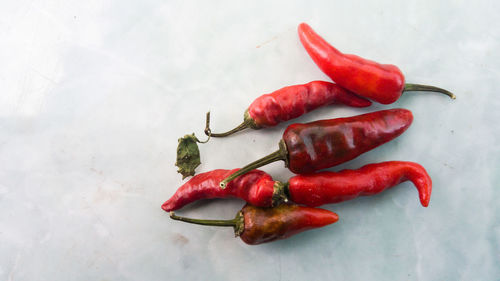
1;0;499;280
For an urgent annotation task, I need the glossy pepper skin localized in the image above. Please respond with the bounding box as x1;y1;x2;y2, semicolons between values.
205;81;370;137
298;23;455;104
221;108;413;187
239;204;338;245
163;161;431;211
247;81;371;128
161;169;275;212
169;204;339;245
288;161;432;207
285;108;413;173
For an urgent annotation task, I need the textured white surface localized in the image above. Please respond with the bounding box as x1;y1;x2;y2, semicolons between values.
1;0;499;280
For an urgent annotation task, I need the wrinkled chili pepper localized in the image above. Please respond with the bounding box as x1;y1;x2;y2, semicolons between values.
162;161;431;211
177;81;371;178
161;169;280;212
205;81;371;137
169;204;339;245
298;23;456;104
220;108;413;188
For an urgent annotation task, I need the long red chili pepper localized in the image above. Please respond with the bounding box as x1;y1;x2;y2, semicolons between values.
220;108;413;188
298;23;456;104
169;204;339;245
162;161;431;211
205;81;371;137
287;161;432;207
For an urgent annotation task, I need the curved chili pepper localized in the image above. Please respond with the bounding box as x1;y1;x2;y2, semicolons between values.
205;81;371;137
220;108;413;188
169;204;339;245
162;161;431;211
161;169;281;212
287;161;432;207
298;23;455;104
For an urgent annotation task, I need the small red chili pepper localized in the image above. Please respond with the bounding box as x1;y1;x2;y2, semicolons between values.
162;161;431;211
161;169;279;212
220;108;413;188
168;204;339;245
204;81;371;137
297;23;456;104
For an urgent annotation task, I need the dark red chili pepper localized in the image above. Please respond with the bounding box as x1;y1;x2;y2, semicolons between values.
297;23;456;104
220;108;413;188
162;161;431;211
204;81;371;137
168;204;339;245
288;161;432;207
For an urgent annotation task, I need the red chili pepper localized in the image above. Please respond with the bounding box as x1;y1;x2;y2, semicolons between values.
288;161;432;207
220;108;413;188
297;23;456;104
161;169;279;212
162;161;431;211
205;81;371;137
169;204;339;245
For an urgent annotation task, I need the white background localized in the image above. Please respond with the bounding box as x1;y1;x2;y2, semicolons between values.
1;0;499;280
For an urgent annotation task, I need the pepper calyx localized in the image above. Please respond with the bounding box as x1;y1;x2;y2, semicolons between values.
243;109;261;130
233;211;245;237
271;181;289;207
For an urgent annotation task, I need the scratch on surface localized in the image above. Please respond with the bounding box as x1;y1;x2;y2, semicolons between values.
256;27;294;49
14;69;29;114
409;208;424;281
30;66;58;84
7;251;21;281
278;252;282;281
256;35;278;48
77;46;177;94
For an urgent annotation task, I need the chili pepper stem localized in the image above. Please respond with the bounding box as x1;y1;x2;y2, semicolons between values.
404;83;456;99
170;211;236;226
170;211;245;236
220;140;288;189
193;134;210;144
204;110;259;137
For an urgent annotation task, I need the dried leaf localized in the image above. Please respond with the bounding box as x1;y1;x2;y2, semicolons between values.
175;134;202;179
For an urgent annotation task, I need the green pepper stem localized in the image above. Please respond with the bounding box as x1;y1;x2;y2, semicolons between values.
170;212;237;227
193;134;210;144
205;120;249;137
404;83;456;99
220;140;288;189
204;110;259;138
